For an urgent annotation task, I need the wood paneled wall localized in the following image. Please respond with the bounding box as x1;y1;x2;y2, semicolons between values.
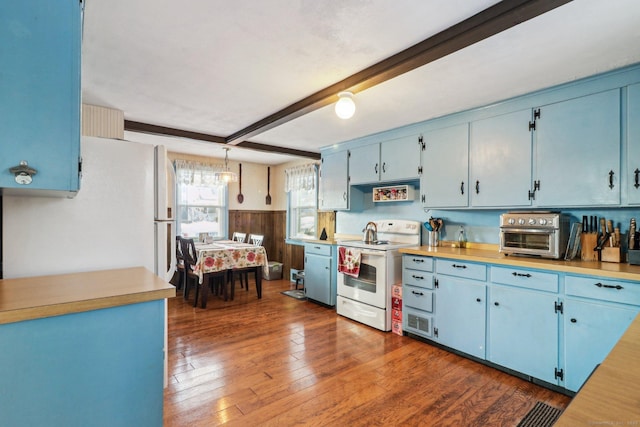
228;210;334;281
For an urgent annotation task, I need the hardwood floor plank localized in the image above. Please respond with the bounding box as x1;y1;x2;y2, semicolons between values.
164;279;571;426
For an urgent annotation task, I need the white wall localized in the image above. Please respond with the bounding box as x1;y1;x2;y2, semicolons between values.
2;137;155;278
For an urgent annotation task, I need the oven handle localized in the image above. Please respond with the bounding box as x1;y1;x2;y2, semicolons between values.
359;249;386;257
500;228;557;234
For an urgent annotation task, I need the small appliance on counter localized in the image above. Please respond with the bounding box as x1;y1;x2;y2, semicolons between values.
499;211;570;259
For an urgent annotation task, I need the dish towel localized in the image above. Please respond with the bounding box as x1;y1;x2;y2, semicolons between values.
338;246;361;277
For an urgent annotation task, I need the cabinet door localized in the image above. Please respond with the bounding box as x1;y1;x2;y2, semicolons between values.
421;124;469;208
564;298;638;392
349;144;380;185
488;285;559;384
434;277;486;359
0;1;81;193
320;151;349;210
304;253;331;305
535;90;621;206
380;135;421;182
470;110;533;207
628;83;640;204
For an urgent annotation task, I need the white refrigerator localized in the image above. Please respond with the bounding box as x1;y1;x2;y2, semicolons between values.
153;145;177;283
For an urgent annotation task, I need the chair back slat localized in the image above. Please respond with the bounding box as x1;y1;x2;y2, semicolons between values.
249;234;264;246
232;232;247;243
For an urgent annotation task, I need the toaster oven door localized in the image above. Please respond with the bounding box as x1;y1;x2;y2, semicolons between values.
500;228;558;258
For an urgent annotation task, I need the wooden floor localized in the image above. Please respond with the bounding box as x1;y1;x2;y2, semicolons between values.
164;278;571;426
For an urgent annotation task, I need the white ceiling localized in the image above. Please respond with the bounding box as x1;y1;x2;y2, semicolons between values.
81;0;640;165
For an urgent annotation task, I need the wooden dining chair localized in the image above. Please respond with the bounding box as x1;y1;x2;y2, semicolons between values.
175;236;185;292
179;237;200;305
249;234;264;246
232;232;246;243
233;234;265;292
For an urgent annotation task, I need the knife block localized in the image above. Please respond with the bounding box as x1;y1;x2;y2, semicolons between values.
580;234;599;261
601;247;622;263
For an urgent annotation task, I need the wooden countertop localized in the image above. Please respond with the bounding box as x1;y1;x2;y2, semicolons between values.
0;267;176;325
399;245;640;281
555;311;640;425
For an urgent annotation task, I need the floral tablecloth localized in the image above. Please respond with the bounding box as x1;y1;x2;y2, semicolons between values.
194;243;268;284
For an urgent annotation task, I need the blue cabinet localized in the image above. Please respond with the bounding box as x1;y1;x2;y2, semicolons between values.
402;255;434;338
421;124;469;208
563;274;640;392
320;151;350;210
0;0;82;195
434;261;487;359
469;109;533;207
628;83;640;205
304;243;336;306
564;298;638;392
350;136;422;185
534;90;621;206
488;283;559;384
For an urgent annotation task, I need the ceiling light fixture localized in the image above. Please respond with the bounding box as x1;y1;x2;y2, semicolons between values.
335;91;356;119
213;147;238;183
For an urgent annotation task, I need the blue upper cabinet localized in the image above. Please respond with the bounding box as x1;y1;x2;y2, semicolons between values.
469;109;533;207
628;83;640;205
0;0;82;195
421;124;469;208
350;135;422;185
534;90;621;207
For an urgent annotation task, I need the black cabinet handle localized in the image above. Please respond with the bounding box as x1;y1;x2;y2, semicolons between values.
609;170;615;189
635;168;639;189
460;181;464;195
411;274;424;280
570;318;577;323
594;282;623;290
476;298;481;302
452;264;467;269
375;163;378;174
475;180;480;194
382;162;386;173
411;290;424;296
512;272;532;278
494;302;499;306
412;258;424;263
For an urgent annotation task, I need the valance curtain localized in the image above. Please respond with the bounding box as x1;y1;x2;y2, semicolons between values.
284;163;318;192
174;159;224;186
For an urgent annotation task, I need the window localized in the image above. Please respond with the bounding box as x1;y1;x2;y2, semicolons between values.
175;160;228;240
286;164;318;240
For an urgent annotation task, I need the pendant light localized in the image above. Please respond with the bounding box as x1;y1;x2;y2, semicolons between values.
213;147;238;183
335;91;356;119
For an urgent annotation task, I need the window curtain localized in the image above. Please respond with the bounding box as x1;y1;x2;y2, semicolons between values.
284;163;318;192
174;159;224;186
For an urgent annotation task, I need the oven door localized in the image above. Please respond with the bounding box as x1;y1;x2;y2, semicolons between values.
500;228;558;258
337;248;387;309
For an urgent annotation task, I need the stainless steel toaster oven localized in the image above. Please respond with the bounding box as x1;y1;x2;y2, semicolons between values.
499;212;570;259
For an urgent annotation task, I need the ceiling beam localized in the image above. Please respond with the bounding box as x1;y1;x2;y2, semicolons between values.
124;120;321;159
225;0;572;145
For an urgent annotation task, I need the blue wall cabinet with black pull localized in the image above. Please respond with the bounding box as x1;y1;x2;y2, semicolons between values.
0;0;82;195
533;90;621;207
628;83;640;205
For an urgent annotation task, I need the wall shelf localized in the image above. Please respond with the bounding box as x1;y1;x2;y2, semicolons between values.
373;185;414;202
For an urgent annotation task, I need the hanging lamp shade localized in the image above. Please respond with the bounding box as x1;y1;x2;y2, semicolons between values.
213;148;238;183
335;91;356;119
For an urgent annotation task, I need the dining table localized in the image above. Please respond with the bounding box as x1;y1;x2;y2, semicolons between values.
192;240;268;308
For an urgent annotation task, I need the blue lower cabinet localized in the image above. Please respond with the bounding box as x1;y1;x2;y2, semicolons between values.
0;300;165;427
564;298;639;392
488;284;559;384
434;276;486;359
304;243;337;306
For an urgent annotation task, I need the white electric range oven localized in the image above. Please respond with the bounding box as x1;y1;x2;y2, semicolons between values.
337;220;421;331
